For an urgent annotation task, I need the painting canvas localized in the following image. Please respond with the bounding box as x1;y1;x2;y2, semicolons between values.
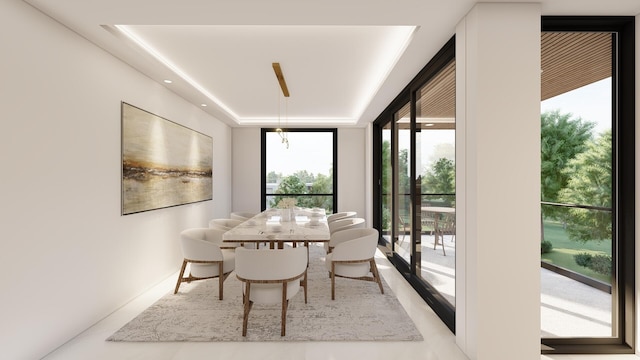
121;102;213;215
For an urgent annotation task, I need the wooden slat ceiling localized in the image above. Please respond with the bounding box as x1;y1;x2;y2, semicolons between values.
541;32;611;101
396;60;456;129
394;32;611;129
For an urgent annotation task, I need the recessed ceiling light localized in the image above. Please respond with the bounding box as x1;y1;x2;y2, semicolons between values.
163;79;172;84
115;25;240;121
201;104;207;107
424;123;435;127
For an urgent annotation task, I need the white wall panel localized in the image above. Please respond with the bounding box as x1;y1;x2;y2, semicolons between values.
455;3;541;360
0;2;231;359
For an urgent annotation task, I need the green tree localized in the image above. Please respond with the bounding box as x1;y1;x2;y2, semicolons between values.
422;158;455;194
558;130;612;242
270;175;307;208
266;171;281;183
293;170;315;184
381;140;391;230
304;173;333;211
541;110;595;217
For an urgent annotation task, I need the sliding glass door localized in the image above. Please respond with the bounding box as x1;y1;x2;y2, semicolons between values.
540;17;635;354
374;38;456;330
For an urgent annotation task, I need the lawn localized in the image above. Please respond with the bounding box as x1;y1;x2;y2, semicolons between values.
541;220;611;284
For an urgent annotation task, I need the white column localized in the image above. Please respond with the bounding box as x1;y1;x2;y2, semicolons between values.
455;3;541;359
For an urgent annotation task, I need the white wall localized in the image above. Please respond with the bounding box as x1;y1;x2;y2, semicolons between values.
337;128;367;218
0;2;232;359
232;127;262;213
456;3;541;360
231;128;367;218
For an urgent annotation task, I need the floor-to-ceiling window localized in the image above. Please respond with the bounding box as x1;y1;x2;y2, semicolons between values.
415;59;456;307
261;129;337;212
374;37;456;331
540;17;635;354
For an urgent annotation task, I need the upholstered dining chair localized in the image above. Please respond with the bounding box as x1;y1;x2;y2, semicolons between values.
326;218;365;253
326;211;357;223
326;227;377;254
174;228;236;300
328;217;365;235
325;228;384;300
208;218;243;231
230;211;256;221
235;246;308;336
199;227;239;249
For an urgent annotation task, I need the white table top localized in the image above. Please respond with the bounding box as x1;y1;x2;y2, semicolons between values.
223;208;330;243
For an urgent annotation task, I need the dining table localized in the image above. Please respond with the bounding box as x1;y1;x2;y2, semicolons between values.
222;207;330;250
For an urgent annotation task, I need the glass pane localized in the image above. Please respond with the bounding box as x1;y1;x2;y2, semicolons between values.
540;32;613;338
416;59;456;307
394;102;411;264
265;131;334;213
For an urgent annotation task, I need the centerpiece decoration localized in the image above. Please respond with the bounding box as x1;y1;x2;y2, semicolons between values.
276;197;297;222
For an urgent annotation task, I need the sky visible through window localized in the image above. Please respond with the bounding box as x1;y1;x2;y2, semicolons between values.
266;131;333;177
541;78;612;134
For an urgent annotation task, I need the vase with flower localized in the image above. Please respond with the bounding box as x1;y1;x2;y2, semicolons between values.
276;197;297;222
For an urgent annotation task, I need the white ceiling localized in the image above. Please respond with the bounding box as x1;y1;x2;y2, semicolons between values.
24;0;640;128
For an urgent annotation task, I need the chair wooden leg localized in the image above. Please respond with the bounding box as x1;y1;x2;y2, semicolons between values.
174;260;188;294
281;283;288;336
331;262;336;300
242;284;252;336
302;270;308;304
370;259;384;294
218;262;224;300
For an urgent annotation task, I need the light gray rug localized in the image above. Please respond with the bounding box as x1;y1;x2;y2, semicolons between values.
107;244;423;342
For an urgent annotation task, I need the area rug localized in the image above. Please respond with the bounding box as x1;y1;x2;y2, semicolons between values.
107;244;423;342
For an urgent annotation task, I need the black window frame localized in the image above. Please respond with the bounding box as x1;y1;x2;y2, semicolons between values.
541;16;635;355
261;128;338;212
373;36;456;332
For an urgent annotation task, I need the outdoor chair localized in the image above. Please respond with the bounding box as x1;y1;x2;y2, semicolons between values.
434;212;455;255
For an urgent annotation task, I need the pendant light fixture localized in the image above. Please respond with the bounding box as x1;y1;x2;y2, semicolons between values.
272;62;290;149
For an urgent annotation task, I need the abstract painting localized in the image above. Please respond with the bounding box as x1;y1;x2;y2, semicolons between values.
121;102;213;215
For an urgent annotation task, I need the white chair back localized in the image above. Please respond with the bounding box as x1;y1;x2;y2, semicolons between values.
328;217;365;234
230;211;256;220
235;246;308;336
236;246;307;281
180;227;238;249
208;218;243;230
327;211;357;223
179;229;224;262
176;228;236;299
